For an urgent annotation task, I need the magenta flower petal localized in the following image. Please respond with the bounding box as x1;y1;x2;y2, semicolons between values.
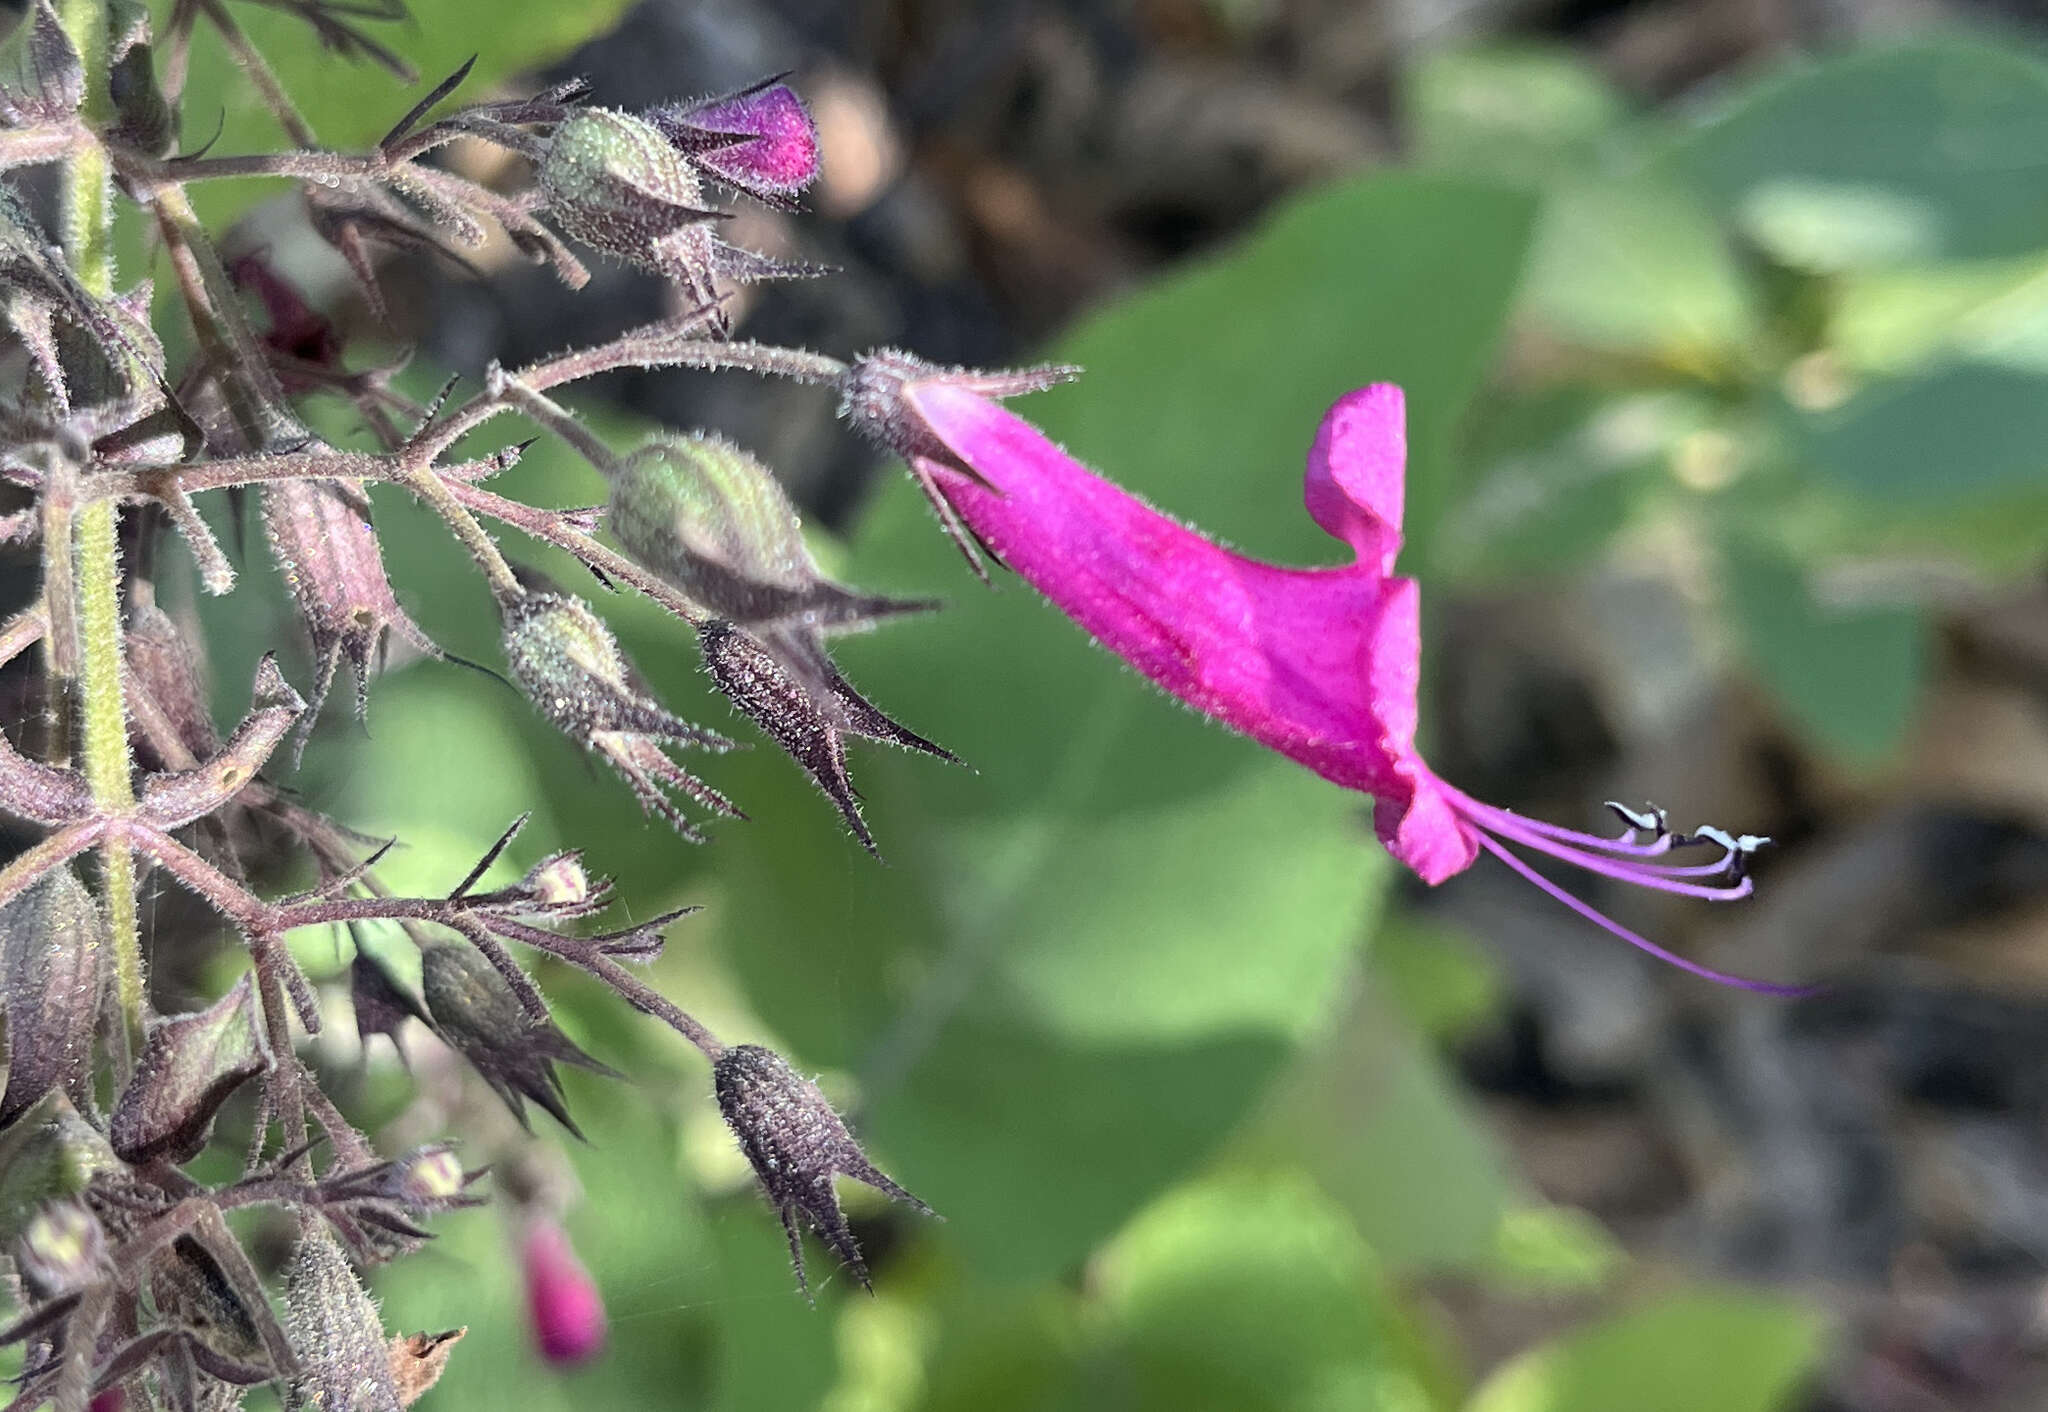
1304;383;1407;576
522;1218;606;1367
649;80;820;202
893;372;1808;993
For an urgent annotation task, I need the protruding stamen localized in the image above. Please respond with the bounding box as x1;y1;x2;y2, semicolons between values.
1461;802;1755;901
1472;834;1813;996
1604;800;1669;842
1679;825;1772;884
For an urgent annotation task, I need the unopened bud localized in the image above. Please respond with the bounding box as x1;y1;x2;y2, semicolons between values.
502;591;738;842
419;942;619;1140
0;1093;118;1244
645;78;820;208
397;1147;468;1205
521;1217;605;1366
538;109;719;268
712;1043;934;1297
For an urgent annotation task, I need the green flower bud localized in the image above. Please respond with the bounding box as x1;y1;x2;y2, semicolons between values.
537;109;718;268
608;435;929;633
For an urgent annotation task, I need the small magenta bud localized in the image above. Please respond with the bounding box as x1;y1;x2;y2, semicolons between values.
646;78;820;207
521;1217;605;1366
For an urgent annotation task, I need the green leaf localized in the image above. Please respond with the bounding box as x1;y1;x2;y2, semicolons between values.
1403;45;1631;184
1521;176;1755;362
1798;360;2048;502
162;0;636;223
1463;1290;1827;1412
1239;992;1512;1271
1485;1204;1625;1295
1719;534;1927;762
1830;254;2048;375
1092;1172;1397;1412
708;171;1536;1283
1667;37;2048;263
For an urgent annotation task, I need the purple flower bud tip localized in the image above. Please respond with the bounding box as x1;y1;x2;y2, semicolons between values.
884;372;1814;996
650;79;820;201
88;1390;123;1412
521;1218;606;1367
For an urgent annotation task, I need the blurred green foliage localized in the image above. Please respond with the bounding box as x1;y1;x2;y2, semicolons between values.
192;16;2048;1412
1416;31;2048;763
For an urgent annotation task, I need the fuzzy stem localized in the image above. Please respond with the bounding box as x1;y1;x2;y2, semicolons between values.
397;466;525;605
58;0;145;1048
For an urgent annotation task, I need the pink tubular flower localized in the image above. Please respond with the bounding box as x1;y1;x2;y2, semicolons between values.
877;369;1807;994
521;1217;606;1367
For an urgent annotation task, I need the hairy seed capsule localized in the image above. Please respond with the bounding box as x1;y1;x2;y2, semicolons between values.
502;590;738;841
713;1042;935;1297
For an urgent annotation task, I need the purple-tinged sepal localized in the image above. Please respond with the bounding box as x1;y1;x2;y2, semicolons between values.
835;348;1079;575
712;1043;934;1298
645;77;820;210
0;0;82;127
262;476;442;758
502;590;740;842
0;867;107;1126
698;621;955;856
137;654;305;828
111;973;271;1165
350;947;429;1063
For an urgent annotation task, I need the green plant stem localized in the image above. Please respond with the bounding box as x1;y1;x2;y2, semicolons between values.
58;0;144;1048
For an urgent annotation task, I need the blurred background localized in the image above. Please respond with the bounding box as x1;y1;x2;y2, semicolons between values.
51;0;2048;1406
